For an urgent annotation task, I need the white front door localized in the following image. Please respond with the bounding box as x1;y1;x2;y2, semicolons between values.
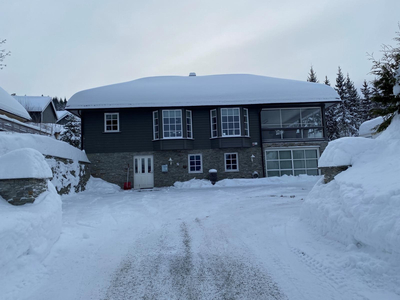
133;155;154;189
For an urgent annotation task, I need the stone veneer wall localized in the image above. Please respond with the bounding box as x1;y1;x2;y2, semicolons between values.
45;155;91;195
88;146;263;188
319;166;350;183
0;178;49;205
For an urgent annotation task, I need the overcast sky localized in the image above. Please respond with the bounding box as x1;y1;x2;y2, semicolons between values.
1;0;399;100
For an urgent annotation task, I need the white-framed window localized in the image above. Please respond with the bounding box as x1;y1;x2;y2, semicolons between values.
163;110;182;138
225;153;239;172
243;108;249;137
265;148;320;177
210;109;218;138
104;113;119;132
221;108;241;136
186;110;193;139
188;154;202;173
153;111;159;140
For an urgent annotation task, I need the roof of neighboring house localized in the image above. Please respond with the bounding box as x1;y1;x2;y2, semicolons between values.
13;95;56;113
0;86;32;121
56;110;80;123
66;74;341;111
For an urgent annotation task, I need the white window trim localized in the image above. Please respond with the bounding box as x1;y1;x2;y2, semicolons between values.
265;147;321;177
210;109;218;138
186;110;193;139
224;152;239;172
221;108;241;137
153;110;159;140
188;154;203;173
104;113;119;132
162;109;183;139
244;108;250;137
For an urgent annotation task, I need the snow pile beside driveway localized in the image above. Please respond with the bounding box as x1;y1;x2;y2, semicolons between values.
0;184;62;293
301;114;400;256
174;175;320;189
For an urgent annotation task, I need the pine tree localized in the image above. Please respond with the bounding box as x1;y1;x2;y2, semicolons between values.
324;74;340;140
307;66;318;82
333;67;351;137
345;74;362;134
360;80;374;121
60;115;81;148
369;24;400;131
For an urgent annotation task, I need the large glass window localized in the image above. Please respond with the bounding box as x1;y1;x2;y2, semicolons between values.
265;148;319;177
104;113;119;132
163;110;182;138
186;110;193;139
210;109;218;138
244;108;249;137
188;154;202;173
261;108;323;140
225;153;239;172
153;111;159;140
221;108;241;136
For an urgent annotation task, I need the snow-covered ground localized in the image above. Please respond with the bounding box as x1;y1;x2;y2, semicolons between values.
1;175;398;300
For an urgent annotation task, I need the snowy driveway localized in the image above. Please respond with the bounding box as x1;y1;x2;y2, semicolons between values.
19;177;398;300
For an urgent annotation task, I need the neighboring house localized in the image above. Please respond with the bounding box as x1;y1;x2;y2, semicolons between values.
56;110;80;125
358;116;384;138
13;95;58;124
66;74;340;188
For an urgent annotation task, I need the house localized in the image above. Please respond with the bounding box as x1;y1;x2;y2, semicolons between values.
66;74;340;188
56;110;80;125
13;95;58;124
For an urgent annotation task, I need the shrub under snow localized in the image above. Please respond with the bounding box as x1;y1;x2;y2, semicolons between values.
301;114;400;255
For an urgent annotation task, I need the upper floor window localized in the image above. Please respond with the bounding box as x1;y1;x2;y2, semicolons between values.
186;110;193;139
153;111;159;140
221;108;240;137
104;113;119;132
210;109;218;138
163;110;182;138
261;108;323;141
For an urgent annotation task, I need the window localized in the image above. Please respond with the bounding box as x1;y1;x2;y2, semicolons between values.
221;108;240;136
225;153;239;172
243;108;249;137
186;110;193;139
153;111;159;140
261;108;323;141
188;154;202;173
104;113;119;132
163;110;182;138
265;148;319;177
210;109;218;138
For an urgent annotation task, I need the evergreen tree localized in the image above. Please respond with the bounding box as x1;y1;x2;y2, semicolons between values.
324;76;330;86
307;66;318;82
323;74;340;140
333;67;352;137
60;115;81;148
345;74;362;134
369;24;400;131
360;80;374;121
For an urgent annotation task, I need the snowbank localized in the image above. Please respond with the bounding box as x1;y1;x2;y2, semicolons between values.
0;183;62;282
0;132;89;163
358;116;383;138
302;114;400;255
174;175;320;189
84;177;121;194
0;148;52;179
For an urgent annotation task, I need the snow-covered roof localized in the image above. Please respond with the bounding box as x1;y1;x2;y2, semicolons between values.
66;74;340;110
358;116;383;138
13;96;54;113
0;86;31;120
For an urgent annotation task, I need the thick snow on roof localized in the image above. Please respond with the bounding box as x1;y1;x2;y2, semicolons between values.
56;110;72;120
66;74;340;110
13;95;53;112
0;86;31;120
0;132;90;163
358;116;383;137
